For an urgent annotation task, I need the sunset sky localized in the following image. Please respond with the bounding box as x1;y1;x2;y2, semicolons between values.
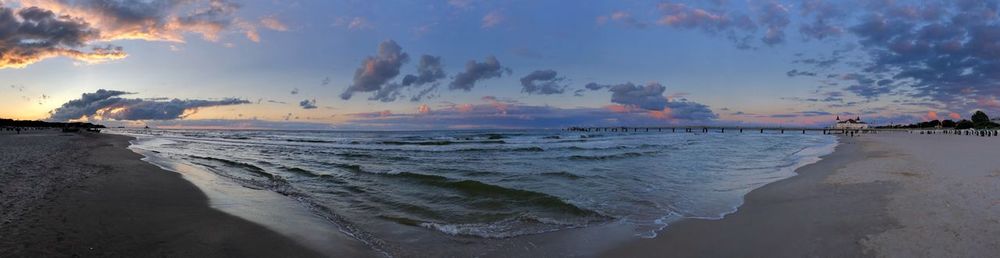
2;0;999;129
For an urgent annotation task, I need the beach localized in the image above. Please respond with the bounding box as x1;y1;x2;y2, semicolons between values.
2;130;999;257
0;130;374;257
605;132;1000;257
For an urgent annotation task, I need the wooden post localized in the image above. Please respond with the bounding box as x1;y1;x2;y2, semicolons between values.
740;128;743;133
721;128;725;133
760;128;764;133
781;129;784;134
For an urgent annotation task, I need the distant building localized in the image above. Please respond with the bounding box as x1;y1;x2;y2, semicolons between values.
833;116;870;130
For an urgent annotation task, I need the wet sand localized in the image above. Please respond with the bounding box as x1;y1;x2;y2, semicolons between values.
604;133;1000;257
0;130;363;257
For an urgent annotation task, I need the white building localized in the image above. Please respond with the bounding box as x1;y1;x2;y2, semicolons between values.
833;116;870;130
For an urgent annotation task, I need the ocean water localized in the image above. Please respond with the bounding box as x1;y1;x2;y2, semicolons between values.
110;129;836;254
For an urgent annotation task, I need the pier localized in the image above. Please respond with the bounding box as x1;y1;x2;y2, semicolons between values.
564;126;1000;138
563;126;882;135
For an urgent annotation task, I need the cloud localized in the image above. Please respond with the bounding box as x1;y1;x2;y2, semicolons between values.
299;99;317;109
2;0;264;68
369;83;405;102
401;55;446;86
22;0;255;43
597;11;649;29
0;6;127;68
840;73;893;99
758;1;790;46
291;88;299;95
655;2;757;48
841;0;1000;113
121;119;335;130
482;10;504;28
585;82;610;91
584;81;718;120
449;56;508;91
608;82;669;110
339;98;717;130
334;16;373;31
519;69;567;95
260;16;288;31
48;89;250;121
363;55;447;102
410;84;439;102
798;0;846;40
340;40;409;100
786;69;817;77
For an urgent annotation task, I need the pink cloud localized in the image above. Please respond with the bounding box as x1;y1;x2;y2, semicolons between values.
482;11;505;28
924;111;939;121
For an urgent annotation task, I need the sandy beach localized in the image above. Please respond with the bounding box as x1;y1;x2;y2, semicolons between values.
605;132;1000;257
3;129;999;257
0;130;367;257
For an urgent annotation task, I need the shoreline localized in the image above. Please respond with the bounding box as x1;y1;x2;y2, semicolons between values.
603;132;1000;257
0;131;356;256
602;135;899;257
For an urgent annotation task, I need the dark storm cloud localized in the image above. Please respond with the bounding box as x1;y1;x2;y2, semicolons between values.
401;55;446;87
48;89;250;121
519;69;567;95
449;56;509;91
340;40;409;100
0;6;126;68
299;99;317;109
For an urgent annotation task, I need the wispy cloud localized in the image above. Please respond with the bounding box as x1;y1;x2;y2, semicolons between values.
481;10;505;28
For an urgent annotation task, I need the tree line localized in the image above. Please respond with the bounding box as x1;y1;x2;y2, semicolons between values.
877;111;999;129
0;118;106;128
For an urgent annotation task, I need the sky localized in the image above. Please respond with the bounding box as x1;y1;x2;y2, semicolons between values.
2;0;1000;130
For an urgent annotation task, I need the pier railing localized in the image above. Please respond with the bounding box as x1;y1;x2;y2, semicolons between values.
563;126;884;135
563;126;1000;137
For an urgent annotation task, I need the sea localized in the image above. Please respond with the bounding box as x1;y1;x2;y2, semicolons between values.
109;128;837;256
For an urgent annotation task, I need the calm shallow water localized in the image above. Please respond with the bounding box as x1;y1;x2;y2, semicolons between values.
110;129;836;255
